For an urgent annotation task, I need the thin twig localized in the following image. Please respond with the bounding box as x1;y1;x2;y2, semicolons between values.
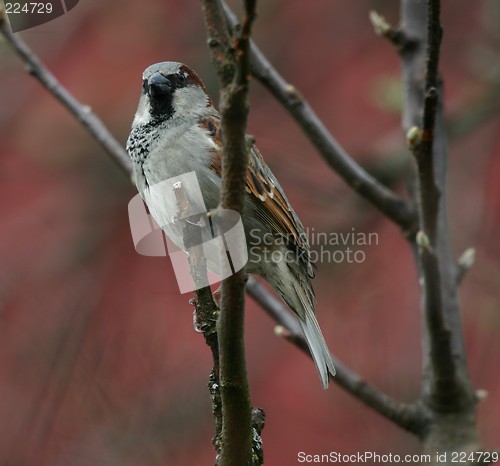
456;247;476;285
201;1;258;465
246;277;424;435
0;12;133;176
369;10;417;54
200;0;233;87
222;2;418;236
414;0;442;244
173;182;223;458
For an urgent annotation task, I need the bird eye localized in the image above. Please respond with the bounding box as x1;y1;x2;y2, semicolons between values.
178;73;188;84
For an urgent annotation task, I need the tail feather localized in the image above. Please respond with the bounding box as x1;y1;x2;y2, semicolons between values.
291;281;336;389
298;310;336;388
264;260;336;388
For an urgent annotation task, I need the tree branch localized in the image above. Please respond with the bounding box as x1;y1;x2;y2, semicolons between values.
414;0;442;244
173;182;223;458
369;10;418;55
402;0;475;413
201;1;258;465
246;277;425;435
201;0;233;87
0;10;132;176
222;2;418;236
399;0;480;457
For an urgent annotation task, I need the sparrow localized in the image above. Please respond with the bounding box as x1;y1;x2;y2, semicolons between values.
126;62;336;388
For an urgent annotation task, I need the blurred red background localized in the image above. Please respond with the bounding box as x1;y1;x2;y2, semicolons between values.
0;0;499;464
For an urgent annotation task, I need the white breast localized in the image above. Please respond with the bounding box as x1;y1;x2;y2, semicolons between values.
135;120;221;248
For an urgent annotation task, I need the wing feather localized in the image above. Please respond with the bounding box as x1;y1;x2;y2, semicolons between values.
199;114;314;278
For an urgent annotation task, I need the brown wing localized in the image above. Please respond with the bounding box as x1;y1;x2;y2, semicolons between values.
246;145;306;245
199;114;313;277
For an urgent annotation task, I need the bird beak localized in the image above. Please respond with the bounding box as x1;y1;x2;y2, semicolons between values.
147;73;172;98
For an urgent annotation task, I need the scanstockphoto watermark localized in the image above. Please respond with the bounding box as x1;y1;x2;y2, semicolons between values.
296;450;499;464
248;228;379;265
297;451;432;463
